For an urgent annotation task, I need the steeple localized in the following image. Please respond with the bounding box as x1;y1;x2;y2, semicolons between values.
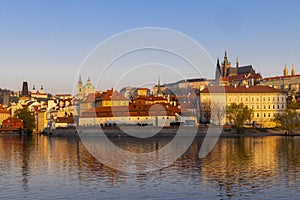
291;65;296;75
236;56;239;68
87;76;91;85
78;75;82;84
284;64;289;76
157;76;163;96
215;57;221;80
224;50;229;65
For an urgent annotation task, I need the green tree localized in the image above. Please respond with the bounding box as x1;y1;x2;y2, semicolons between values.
226;103;253;128
14;107;35;133
274;107;299;134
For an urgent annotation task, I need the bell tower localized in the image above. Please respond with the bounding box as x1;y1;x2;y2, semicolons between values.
77;75;84;98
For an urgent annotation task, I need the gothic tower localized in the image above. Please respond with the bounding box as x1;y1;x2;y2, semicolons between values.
77;75;83;98
21;81;29;97
221;51;231;77
215;58;221;80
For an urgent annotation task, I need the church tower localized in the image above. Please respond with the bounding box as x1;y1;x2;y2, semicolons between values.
221;51;231;77
156;77;163;97
291;65;296;76
215;58;221;80
283;65;289;76
77;75;84;98
236;56;239;68
83;76;95;98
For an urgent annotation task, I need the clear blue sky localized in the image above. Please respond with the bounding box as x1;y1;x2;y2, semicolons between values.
1;0;300;94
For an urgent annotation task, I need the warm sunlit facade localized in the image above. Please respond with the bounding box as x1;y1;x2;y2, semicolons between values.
200;85;286;127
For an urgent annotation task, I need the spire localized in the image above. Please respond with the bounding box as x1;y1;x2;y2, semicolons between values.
157;76;162;96
236;56;239;68
78;75;82;84
215;57;221;80
223;50;229;65
33;84;36;90
87;76;91;85
291;64;296;76
284;64;289;76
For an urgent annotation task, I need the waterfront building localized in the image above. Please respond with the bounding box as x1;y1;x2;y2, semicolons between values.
200;85;286;127
1;116;23;129
0;105;10;125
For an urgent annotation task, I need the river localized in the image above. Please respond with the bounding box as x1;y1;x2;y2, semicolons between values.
0;134;299;199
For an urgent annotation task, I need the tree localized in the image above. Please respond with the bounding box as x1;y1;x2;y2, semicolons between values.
14;107;35;133
274;105;299;134
200;101;212;124
212;105;226;125
226;103;253;128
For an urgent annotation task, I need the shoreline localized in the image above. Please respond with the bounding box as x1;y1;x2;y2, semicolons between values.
41;126;300;137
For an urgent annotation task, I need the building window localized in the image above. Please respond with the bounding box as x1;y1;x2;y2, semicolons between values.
257;105;259;109
268;113;270;117
268;105;271;109
277;97;280;101
241;97;243;101
282;97;284;101
263;97;265;101
257;113;259;117
229;97;231;102
252;97;254;101
277;105;280;109
256;97;259;101
252;105;254;109
273;105;275;109
246;97;248;101
273;97;275;101
268;97;270;101
264;113;266;117
282;105;284;109
263;105;266;109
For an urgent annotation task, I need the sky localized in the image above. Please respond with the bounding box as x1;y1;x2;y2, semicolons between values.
0;0;300;94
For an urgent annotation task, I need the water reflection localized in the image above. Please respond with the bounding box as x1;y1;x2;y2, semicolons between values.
0;135;299;199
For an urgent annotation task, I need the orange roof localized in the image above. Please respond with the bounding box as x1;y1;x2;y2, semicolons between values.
100;89;128;101
3;117;23;123
263;74;300;81
201;85;283;93
55;117;74;123
81;102;180;118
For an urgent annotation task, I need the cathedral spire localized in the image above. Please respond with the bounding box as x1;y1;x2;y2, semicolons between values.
236;56;239;68
157;76;163;96
215;57;221;80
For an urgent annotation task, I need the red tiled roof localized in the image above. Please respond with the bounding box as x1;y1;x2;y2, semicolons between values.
81;102;181;118
263;74;300;81
201;85;283;93
229;73;262;82
3;117;23;123
100;90;128;101
55;117;74;123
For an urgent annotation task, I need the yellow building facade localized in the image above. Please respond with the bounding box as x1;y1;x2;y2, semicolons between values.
200;85;286;127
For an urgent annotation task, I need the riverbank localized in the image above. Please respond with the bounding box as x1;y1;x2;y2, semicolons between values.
42;126;300;137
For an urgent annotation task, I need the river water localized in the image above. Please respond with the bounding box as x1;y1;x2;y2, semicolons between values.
0;134;299;199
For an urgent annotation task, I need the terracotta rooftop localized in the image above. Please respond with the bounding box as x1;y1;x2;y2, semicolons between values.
55;117;74;123
3;117;23;123
201;85;283;93
263;74;300;81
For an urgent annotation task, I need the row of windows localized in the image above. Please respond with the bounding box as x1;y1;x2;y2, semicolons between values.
255;113;275;118
250;104;285;110
229;96;285;102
